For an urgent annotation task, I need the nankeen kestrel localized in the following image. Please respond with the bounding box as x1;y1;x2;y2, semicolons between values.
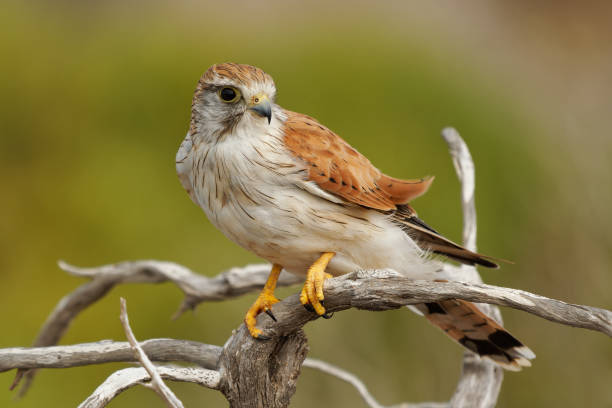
176;63;535;370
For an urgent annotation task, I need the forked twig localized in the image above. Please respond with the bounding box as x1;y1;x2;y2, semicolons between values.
78;365;221;408
442;127;503;407
119;298;184;408
303;358;447;408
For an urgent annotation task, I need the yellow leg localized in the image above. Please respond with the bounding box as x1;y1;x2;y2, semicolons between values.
300;252;335;315
245;264;282;338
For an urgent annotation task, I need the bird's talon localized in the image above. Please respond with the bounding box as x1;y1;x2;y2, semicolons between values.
303;303;315;313
244;264;282;339
322;311;334;319
300;252;335;316
247;325;263;338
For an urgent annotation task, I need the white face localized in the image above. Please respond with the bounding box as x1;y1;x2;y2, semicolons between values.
192;74;277;142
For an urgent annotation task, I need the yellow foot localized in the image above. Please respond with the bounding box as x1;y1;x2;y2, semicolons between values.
245;264;282;338
300;252;335;316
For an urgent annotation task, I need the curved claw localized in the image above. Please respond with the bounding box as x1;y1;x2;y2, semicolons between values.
256;333;271;341
265;309;277;322
245;295;280;338
303;303;315;313
321;311;334;319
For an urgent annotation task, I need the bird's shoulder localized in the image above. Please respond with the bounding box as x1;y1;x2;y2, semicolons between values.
281;110;433;211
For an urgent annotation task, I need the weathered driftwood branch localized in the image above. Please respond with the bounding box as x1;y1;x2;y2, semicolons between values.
13;261;300;397
3;127;610;407
441;127;503;408
78;365;221;408
303;358;448;408
0;339;221;372
3;277;610;374
3;272;611;406
118;298;184;408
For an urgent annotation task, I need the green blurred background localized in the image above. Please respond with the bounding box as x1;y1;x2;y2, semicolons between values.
1;1;611;406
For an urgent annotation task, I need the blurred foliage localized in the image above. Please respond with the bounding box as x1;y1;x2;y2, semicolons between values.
1;1;611;407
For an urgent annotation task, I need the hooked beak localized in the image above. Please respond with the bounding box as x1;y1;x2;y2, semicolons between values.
248;94;272;124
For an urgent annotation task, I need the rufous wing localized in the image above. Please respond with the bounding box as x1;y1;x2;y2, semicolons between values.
282;111;433;211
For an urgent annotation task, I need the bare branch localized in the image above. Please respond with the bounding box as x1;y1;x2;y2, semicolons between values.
10;269;612;401
218;325;308;408
58;260;301;317
225;272;612;340
0;339;220;372
78;365;221;408
119;298;184;408
303;358;447;408
442;126;504;407
15;261;298;396
3;271;610;407
2;270;610;373
303;358;385;408
442;127;477;253
390;402;450;408
449;354;502;408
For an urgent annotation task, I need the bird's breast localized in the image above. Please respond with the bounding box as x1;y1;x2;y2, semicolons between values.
184;130;429;278
188;135;305;254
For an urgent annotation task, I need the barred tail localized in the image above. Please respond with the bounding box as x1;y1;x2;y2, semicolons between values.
414;300;535;371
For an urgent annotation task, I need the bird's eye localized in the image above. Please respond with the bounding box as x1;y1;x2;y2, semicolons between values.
218;87;241;103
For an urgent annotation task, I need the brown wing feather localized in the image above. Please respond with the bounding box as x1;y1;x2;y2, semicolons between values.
283;111;433;211
394;205;502;268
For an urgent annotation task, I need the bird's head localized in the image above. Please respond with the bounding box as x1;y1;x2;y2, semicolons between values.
190;63;277;141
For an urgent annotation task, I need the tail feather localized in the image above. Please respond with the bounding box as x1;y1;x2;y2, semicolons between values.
415;300;535;371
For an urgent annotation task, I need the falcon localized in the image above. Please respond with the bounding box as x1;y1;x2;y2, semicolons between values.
176;63;535;370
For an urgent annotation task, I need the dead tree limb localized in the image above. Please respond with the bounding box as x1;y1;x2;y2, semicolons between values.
12;261;300;397
78;365;221;408
442;127;503;407
0;339;221;372
2;277;610;375
3;266;611;407
302;358;449;408
2;128;610;407
118;298;184;408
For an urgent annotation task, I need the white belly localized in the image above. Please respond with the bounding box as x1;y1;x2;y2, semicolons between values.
186;131;440;280
198;176;437;278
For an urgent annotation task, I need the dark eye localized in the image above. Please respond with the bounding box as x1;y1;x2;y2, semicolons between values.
218;87;240;103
